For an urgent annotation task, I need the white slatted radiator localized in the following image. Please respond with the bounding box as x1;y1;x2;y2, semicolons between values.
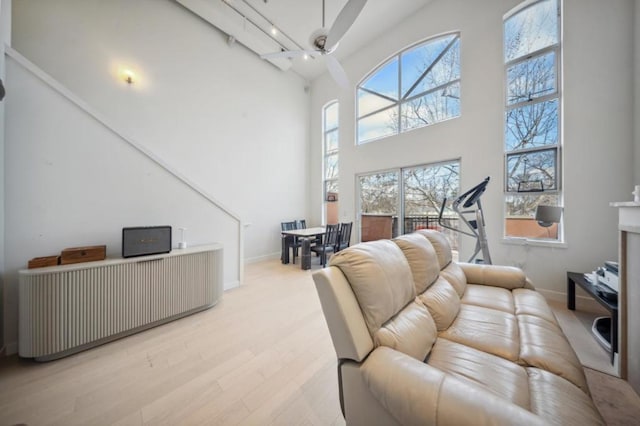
19;244;223;361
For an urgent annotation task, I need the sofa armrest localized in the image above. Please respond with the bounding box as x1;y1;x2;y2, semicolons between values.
458;262;535;290
313;266;374;362
362;347;545;426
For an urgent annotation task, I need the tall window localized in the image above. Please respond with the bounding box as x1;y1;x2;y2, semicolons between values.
323;101;339;224
357;33;461;144
504;0;562;240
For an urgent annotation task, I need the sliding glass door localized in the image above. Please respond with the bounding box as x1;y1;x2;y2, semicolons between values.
358;160;460;250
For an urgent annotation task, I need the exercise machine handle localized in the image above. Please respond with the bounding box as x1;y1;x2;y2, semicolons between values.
456;176;490;209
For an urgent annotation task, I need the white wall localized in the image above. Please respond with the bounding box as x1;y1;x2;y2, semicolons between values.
11;0;310;261
0;0;10;353
636;0;640;184
5;0;309;354
310;0;635;299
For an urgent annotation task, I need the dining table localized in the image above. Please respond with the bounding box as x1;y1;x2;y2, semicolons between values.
281;226;325;270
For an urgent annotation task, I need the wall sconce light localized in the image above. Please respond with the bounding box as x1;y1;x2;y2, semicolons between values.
121;69;135;84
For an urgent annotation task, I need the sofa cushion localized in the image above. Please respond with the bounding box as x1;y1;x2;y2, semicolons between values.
514;288;557;324
461;284;515;314
375;301;438;361
329;240;416;337
439;261;467;297
428;339;531;410
518;314;588;393
439;304;520;361
415;229;452;270
527;368;605;425
393;233;440;293
418;277;460;331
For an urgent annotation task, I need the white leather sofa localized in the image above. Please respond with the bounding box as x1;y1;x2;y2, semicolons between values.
313;230;604;425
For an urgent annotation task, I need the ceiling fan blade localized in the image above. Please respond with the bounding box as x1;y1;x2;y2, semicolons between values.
260;50;319;60
325;55;350;89
325;0;368;50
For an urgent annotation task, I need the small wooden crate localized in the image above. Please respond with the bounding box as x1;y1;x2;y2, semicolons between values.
28;255;60;269
60;245;106;265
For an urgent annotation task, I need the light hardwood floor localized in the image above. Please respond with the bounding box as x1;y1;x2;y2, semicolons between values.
0;260;344;426
1;259;638;426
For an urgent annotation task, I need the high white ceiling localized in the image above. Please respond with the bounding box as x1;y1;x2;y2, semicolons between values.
178;0;433;82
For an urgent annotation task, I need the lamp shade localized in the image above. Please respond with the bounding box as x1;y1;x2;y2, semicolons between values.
535;205;563;227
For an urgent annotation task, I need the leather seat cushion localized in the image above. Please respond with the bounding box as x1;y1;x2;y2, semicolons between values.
428;339;530;409
329;240;416;336
418;277;461;331
439;262;467;297
527;367;605;425
415;230;453;270
518;314;589;393
461;284;515;314
514;288;557;324
375;301;438;361
393;233;440;294
438;304;520;361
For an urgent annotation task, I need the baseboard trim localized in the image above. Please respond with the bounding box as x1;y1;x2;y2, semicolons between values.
224;280;240;291
245;252;280;264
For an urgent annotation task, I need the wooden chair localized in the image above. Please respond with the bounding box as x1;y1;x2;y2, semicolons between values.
280;221;296;263
310;224;340;267
291;219;307;264
335;222;353;252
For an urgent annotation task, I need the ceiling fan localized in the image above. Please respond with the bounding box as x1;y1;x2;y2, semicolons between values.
260;0;368;88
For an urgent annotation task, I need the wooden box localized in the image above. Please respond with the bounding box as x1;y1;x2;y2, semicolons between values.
28;255;60;269
60;245;106;265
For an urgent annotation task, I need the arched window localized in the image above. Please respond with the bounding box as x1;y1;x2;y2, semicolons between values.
503;0;562;241
356;32;461;144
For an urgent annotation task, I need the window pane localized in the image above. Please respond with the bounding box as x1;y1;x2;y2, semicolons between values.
361;58;399;100
358;106;398;143
324;102;338;131
325;153;338;180
358;88;396;117
504;0;558;62
325;179;338;195
401;82;460;131
507;51;556;105
505;99;558;151
359;172;399;215
403;36;460;98
506;149;557;192
505;193;560;239
325;129;338;153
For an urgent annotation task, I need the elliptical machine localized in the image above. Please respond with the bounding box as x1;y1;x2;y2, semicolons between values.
438;176;492;264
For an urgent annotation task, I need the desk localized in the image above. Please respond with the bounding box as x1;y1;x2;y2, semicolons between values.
281;227;325;270
567;272;618;364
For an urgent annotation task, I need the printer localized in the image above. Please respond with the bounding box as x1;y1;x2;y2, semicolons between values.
597;261;619;293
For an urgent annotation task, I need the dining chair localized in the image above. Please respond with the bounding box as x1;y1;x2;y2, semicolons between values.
281;221;297;263
335;222;353;252
290;219;308;264
310;224;340;267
